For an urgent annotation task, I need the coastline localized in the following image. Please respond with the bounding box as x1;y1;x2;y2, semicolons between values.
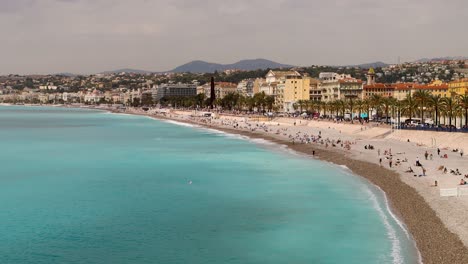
4;104;468;263
138;111;468;264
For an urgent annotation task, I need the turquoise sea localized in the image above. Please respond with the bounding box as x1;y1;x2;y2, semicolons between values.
0;106;420;264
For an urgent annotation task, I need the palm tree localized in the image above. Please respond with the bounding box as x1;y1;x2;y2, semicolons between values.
296;99;305;113
309;100;319;114
337;99;346;117
363;98;372;121
370;94;383;120
355;99;364;121
388;97;398;119
458;94;468;128
442;97;460;131
331;101;340;117
402;94;417;122
320;102;330;116
346;97;356;123
413;90;431;123
393;99;404;126
428;95;444;126
380;97;393;124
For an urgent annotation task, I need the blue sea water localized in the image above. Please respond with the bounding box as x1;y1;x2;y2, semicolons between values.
0;106;420;264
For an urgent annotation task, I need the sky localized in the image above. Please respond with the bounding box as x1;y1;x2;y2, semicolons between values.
0;0;467;74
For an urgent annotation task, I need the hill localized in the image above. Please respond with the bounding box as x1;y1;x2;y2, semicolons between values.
354;61;389;69
415;56;468;63
171;59;293;73
99;68;153;74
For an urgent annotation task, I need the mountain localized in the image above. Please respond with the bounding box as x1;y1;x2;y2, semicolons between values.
349;61;389;69
415;56;468;63
99;68;153;74
171;59;293;73
54;72;77;77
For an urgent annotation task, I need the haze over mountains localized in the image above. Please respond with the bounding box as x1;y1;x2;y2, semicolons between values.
170;59;292;73
58;56;466;75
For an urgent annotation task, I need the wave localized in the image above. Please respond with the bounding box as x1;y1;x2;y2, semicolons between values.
163;120;200;128
363;185;422;264
364;187;403;264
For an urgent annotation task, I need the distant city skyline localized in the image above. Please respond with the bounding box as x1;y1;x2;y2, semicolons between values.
1;0;467;75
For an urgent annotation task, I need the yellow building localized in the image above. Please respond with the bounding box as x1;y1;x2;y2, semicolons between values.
448;78;468;96
276;73;310;112
426;81;449;98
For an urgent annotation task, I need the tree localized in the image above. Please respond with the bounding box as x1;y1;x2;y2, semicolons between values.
380;97;393;124
196;93;206;108
442;97;460;131
393;99;404;126
355;99;364;121
346;98;356;123
253;92;267;112
413;90;431;123
458;94;468;127
265;95;275;112
402;94;417;122
141;93;154;106
131;98;140;107
363;99;372;121
370;95;383;120
428;95;444;126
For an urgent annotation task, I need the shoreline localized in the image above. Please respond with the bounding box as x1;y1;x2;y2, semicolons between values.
3;104;468;263
139;111;468;264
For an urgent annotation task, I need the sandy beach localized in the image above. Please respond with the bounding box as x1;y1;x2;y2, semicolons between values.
116;107;468;264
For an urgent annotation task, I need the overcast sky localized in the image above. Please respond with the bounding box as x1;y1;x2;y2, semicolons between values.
1;0;467;74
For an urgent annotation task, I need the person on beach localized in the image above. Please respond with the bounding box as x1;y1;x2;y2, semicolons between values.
389;159;392;168
425;151;429;160
422;167;426;176
430;153;433;160
437;148;440;156
379;158;382;166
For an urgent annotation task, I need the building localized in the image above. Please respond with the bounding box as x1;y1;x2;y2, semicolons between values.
319;72;352;102
392;81;449;100
366;68;376;85
237;79;254;97
309;78;321;101
155;84;197;101
266;70;301;84
252;78;264;95
338;78;364;100
39;83;58;90
393;83;415;100
426;80;449;98
275;72;310;112
214;82;237;99
198;82;237;99
84;89;104;103
448;78;468;96
363;83;395;99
